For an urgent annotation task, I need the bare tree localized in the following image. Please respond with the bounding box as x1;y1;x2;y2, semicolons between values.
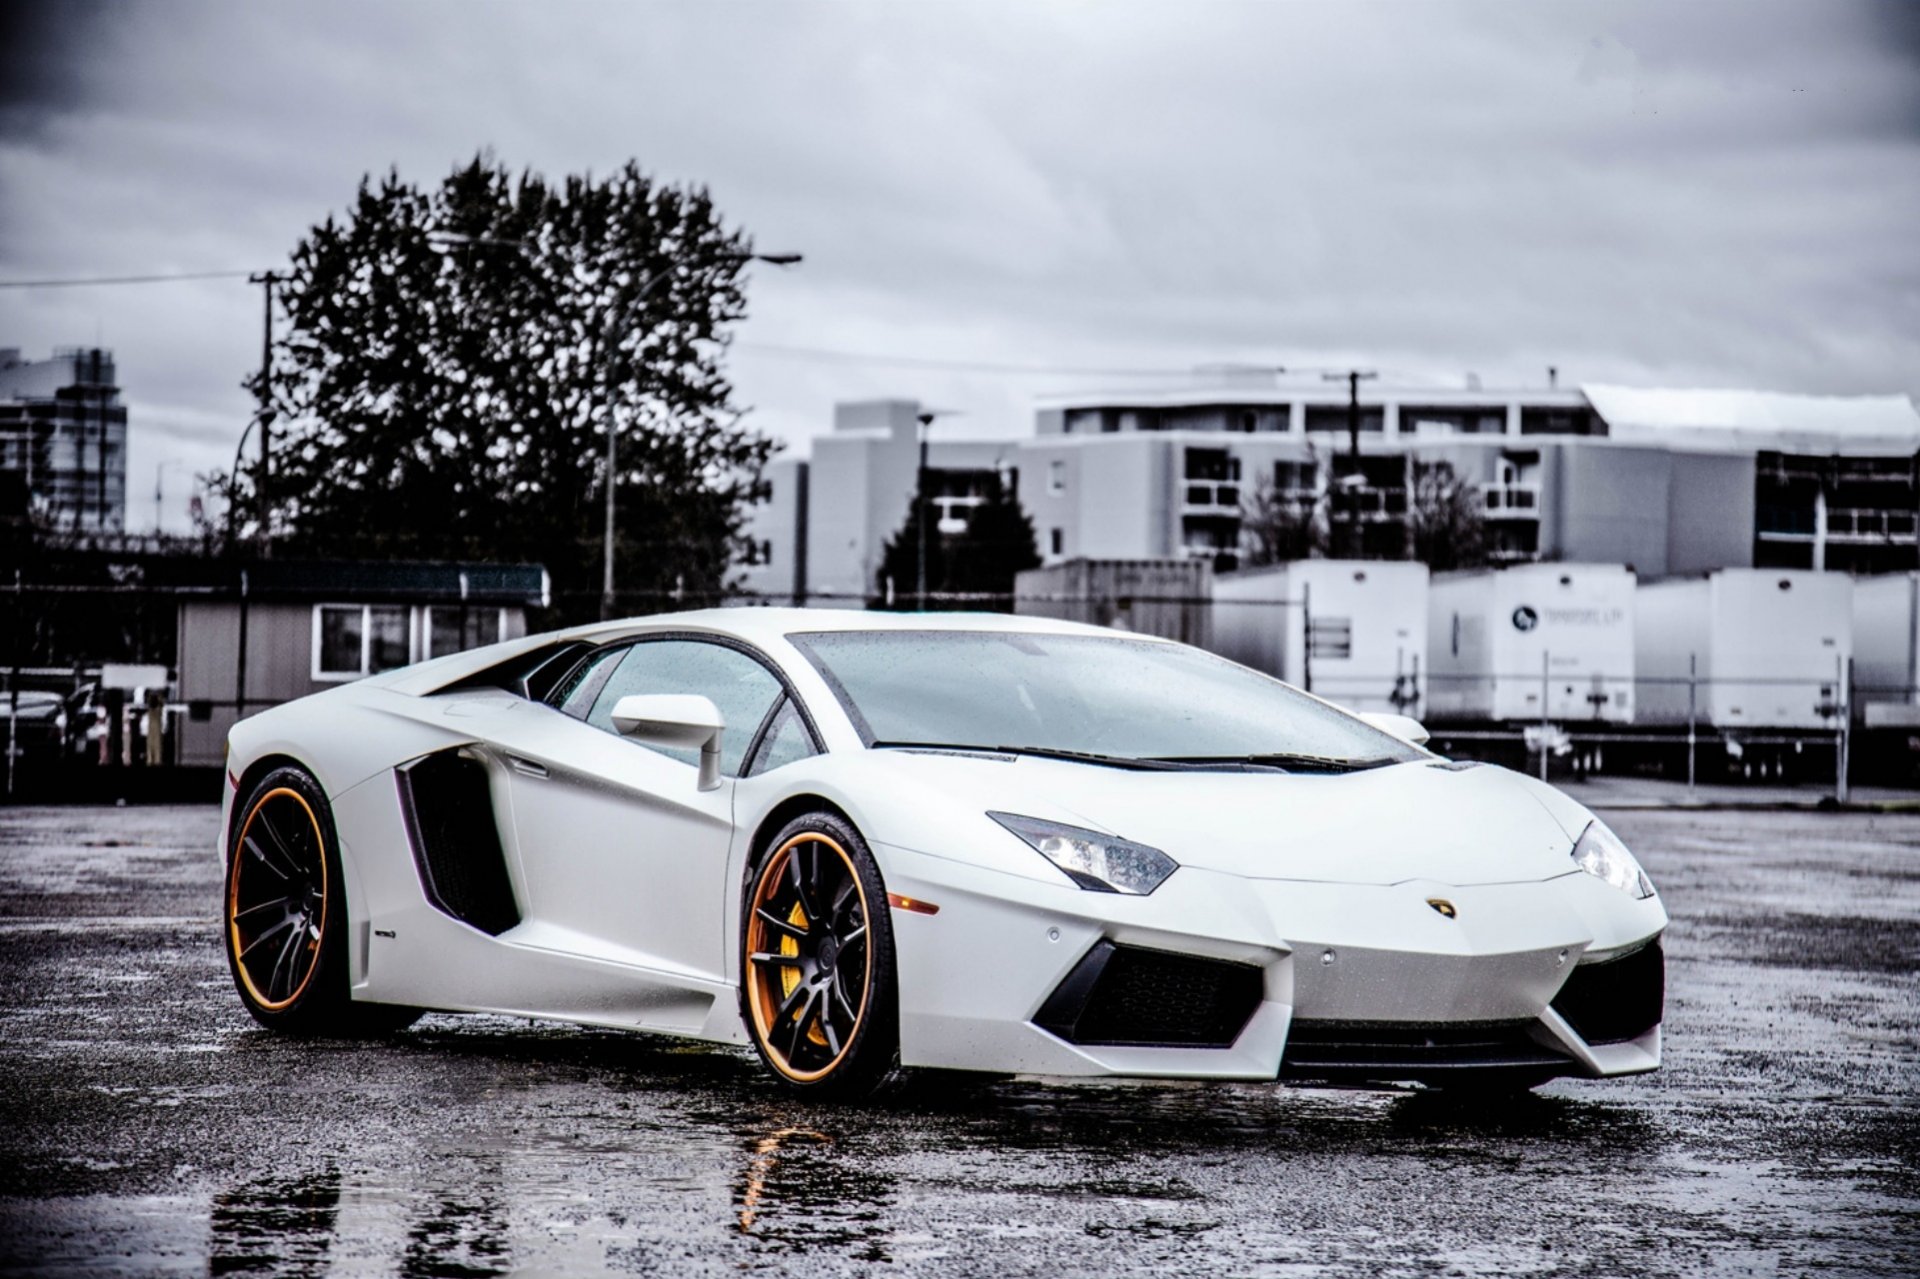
1410;459;1491;571
1239;476;1325;567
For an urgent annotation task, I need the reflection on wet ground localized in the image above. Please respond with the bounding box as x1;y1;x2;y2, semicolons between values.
1;805;1916;1276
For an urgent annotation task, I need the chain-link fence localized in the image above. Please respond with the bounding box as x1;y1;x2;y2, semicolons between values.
2;581;1894;802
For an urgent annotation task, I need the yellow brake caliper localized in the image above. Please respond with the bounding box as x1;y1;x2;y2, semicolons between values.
778;900;829;1047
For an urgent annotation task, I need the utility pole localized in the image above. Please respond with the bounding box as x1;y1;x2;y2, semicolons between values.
1322;369;1376;558
247;270;285;557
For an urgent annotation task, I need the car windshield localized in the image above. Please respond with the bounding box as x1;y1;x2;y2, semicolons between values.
789;630;1422;769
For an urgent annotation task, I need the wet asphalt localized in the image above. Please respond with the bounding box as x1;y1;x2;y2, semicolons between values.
0;804;1915;1278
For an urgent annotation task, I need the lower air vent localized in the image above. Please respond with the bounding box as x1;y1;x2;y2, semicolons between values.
1551;939;1664;1045
1034;941;1264;1049
1280;1019;1574;1081
396;749;520;936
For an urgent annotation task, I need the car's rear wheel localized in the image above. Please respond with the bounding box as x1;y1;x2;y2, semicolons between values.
225;766;420;1035
740;812;900;1098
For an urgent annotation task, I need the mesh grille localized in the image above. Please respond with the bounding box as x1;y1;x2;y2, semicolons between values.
1035;943;1264;1048
1281;1019;1573;1078
1551;939;1665;1045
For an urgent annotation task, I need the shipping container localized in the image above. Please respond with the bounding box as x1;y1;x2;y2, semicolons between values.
1211;560;1428;713
1427;564;1636;724
1852;573;1920;726
1013;558;1212;646
1635;569;1851;730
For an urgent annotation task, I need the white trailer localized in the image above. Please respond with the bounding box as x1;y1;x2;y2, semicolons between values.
1635;569;1851;731
1427;564;1636;724
1852;573;1920;727
1210;560;1428;714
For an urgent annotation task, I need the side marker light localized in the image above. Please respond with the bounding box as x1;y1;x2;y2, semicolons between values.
887;893;940;916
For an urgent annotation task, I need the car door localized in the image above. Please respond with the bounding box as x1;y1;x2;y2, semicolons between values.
497;637;786;988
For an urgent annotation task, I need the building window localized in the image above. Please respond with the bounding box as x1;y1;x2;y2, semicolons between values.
426;606;504;659
314;604;413;680
315;606;364;679
1049;460;1066;495
1050;528;1064;555
1402;407;1506;435
1520;406;1599;436
1275;460;1317;495
1304;406;1385;434
1183;447;1241;482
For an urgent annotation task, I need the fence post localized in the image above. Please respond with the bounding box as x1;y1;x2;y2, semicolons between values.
1686;652;1698;800
6;569;17;798
1539;649;1551;783
1300;582;1313;695
1836;654;1852;806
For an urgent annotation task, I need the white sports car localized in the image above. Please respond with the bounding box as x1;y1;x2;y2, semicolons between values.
220;608;1665;1097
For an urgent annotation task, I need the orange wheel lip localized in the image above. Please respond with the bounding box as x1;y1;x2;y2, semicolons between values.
745;831;873;1084
228;786;327;1012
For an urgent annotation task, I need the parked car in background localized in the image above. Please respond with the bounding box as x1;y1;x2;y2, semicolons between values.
0;691;69;764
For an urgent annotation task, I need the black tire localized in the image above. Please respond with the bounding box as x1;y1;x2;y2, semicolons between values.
224;766;422;1036
738;810;901;1099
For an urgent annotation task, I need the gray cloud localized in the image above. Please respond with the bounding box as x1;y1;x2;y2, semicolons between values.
1;0;1915;531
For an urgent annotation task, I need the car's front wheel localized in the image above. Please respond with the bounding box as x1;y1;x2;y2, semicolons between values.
739;811;900;1098
224;766;420;1035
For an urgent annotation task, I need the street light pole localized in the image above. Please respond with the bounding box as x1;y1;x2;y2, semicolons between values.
598;249;801;620
246;270;284;556
431;231;800;622
153;459;187;534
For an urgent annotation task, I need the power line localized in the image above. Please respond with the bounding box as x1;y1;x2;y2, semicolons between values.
0;270;262;289
736;340;1221;379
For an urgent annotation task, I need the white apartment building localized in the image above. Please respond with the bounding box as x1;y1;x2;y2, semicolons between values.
739;370;1920;600
0;347;129;532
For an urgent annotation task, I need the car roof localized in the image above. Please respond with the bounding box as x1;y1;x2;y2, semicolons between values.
374;607;1160;697
620;607;1149;644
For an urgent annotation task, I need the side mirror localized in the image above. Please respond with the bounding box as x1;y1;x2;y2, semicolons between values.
610;694;726;790
1359;711;1430;747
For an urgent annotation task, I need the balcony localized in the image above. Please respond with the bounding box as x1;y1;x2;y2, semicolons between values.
1482;483;1541;519
1827;507;1919;543
1182;482;1242;512
1331;485;1407;522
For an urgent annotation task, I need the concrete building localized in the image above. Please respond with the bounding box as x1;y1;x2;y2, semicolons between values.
0;347;129;533
743;371;1920;594
741;399;1025;603
174;560;547;767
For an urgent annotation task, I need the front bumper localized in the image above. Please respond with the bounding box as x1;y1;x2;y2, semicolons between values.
876;841;1665;1083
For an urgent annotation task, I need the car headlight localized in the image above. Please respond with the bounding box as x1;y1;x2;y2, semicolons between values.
1571;820;1655;899
988;812;1178;895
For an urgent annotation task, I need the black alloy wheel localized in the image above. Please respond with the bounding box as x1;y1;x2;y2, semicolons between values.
224;765;419;1034
741;811;899;1097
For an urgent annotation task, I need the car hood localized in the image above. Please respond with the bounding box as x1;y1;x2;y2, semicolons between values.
873;753;1585;887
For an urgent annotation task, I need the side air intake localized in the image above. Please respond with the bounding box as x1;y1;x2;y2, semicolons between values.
395;749;521;936
1550;939;1665;1045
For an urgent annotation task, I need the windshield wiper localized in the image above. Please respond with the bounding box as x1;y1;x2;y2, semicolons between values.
1147;752;1400;774
870;741;1203;772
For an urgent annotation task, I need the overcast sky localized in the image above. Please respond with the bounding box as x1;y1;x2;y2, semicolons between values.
3;0;1916;531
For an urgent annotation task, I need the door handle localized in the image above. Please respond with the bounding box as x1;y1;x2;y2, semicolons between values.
505;754;549;779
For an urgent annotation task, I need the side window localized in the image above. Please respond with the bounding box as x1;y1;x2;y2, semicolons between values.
746;697;818;777
585;640;783;776
553;646;626;719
